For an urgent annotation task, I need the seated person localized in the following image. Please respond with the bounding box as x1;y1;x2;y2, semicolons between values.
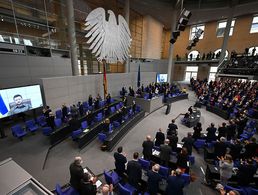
80;173;97;195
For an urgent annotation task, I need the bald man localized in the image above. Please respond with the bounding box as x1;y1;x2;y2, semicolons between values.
142;135;154;160
147;164;162;195
69;156;84;191
101;184;113;195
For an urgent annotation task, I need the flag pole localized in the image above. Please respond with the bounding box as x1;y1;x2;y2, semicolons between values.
102;59;108;99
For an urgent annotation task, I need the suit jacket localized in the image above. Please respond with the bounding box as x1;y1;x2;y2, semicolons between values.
206;127;217;142
142;140;154;159
147;170;162;195
69;162;84;190
182;137;194;155
114;152;127;175
218;126;227;138
155;132;165;146
167;134;178;151
237;164;257;186
80;181;97;195
168;123;178;132
160;144;172;162
166;176;185;195
214;142;227;158
127;160;142;188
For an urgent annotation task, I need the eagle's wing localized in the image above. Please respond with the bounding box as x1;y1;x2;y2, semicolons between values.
118;15;131;61
85;8;106;58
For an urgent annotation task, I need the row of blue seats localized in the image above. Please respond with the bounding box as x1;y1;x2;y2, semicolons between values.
224;185;258;195
97;105;142;143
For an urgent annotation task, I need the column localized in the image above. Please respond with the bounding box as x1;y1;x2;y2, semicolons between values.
66;0;79;76
124;0;130;73
218;7;235;66
167;9;178;83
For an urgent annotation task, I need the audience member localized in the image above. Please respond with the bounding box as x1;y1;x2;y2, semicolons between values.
167;133;178;152
176;147;189;172
206;123;217;142
229;139;242;160
227;120;237;141
78;102;84;117
142;135;154;160
80;173;97;195
218;154;233;186
88;95;93;106
237;158;257;186
62;103;68;121
127;152;142;190
244;137;257;159
46;112;55;130
192;122;202;140
167;119;178;135
101;184;113;195
155;128;165;146
71;105;78;118
214;137;228;158
160;139;172;166
43;105;51;118
166;169;185;195
218;122;227;140
182;132;194;155
106;93;111;104
147;164;162;195
113;146;127;177
102;118;111;134
69;156;84;192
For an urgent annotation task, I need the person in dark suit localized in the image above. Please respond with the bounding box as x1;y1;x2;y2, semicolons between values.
78;102;84;117
237;159;257;186
244;137;257;159
177;147;189;171
43;105;51;118
167;119;178;135
166;169;185;195
147;164;162;195
227;120;236;140
214;137;228;158
114;146;127;177
182;132;194;155
127;152;142;190
94;98;99;109
155;128;165;146
132;100;136;113
167;133;178;152
142;135;154;160
229;139;242;160
160;139;172;166
61;104;68;121
218;122;227;140
102;118;111;134
106;93;111;104
192;122;202;140
206;123;217;142
46;112;55;130
69;156;84;191
69;117;81;130
88;95;93;107
80;173;97;195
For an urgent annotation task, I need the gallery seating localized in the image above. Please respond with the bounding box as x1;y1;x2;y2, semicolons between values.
11;124;27;140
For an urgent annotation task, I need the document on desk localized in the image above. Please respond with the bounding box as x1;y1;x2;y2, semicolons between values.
83;128;90;133
152;150;160;156
96;180;102;188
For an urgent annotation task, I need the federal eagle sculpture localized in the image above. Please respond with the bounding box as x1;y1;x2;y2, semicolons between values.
85;7;131;64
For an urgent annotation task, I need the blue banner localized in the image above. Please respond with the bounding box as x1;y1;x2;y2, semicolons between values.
0;94;8;115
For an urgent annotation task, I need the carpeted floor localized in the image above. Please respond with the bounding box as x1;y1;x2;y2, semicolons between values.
0;90;226;194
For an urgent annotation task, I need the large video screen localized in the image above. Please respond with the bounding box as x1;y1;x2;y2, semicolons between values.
0;85;43;119
156;74;168;83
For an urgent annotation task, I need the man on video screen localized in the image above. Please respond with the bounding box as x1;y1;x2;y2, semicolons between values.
9;94;32;115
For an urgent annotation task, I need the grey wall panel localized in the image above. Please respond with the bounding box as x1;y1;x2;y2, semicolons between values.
0;53;72;89
42;72;156;110
130;59;168;73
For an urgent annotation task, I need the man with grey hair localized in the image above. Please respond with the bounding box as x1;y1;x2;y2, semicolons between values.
160;139;172;166
147;164;162;195
69;156;84;191
142;135;154;160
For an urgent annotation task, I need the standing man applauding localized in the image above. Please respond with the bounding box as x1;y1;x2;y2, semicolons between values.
69;156;84;192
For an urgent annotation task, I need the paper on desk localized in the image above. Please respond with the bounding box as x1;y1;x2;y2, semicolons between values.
152;150;160;156
83;128;90;133
96;180;102;188
83;168;89;173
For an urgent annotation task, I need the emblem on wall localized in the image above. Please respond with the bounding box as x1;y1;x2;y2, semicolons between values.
85;7;131;63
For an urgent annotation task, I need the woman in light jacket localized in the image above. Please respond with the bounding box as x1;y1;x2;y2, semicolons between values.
219;154;234;186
